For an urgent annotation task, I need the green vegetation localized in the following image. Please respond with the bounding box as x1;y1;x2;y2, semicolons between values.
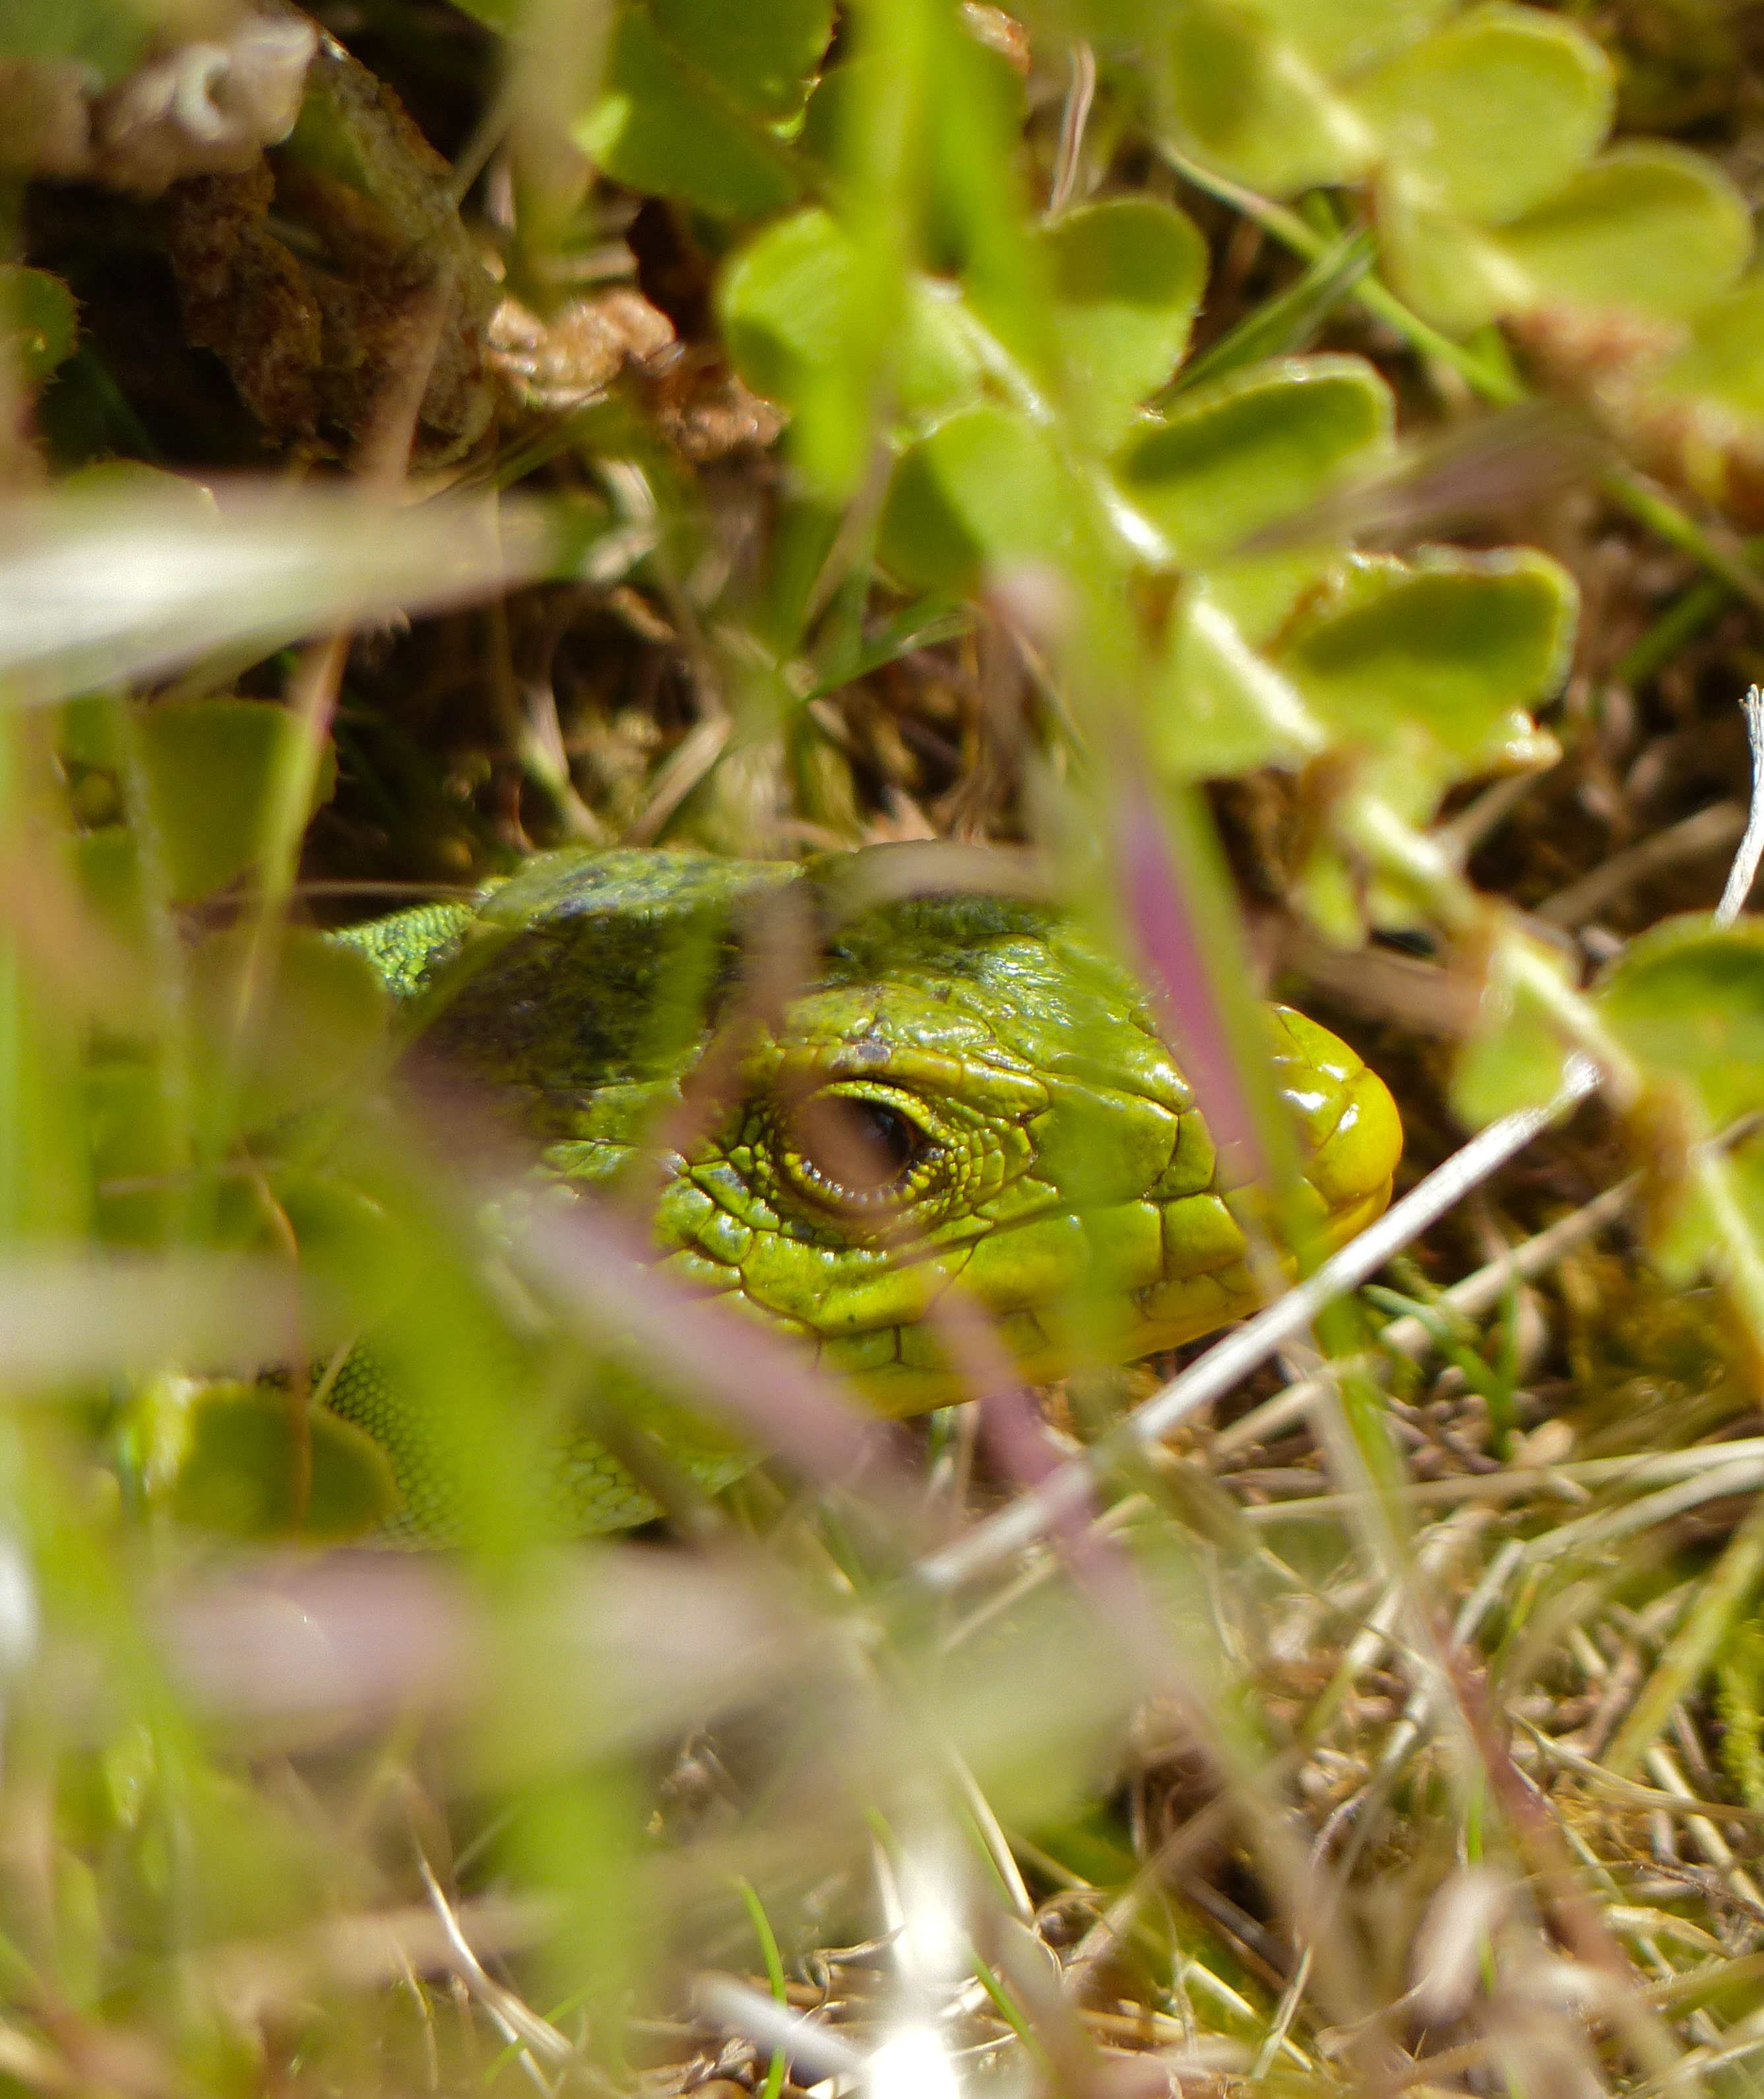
6;0;1764;2092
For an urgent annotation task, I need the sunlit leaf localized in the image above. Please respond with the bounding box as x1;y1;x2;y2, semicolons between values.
577;5;807;218
1354;4;1612;225
1150;580;1325;780
1595;917;1764;1128
1657;272;1764;423
1038;197;1207;448
1273;547;1577;757
1155;0;1375;196
650;0;833;122
1116;354;1394;564
1243;0;1457;75
1496;143;1751;320
1383;142;1753;332
2;265;77;386
877;406;1069;593
1451;931;1577;1128
137;699;335;904
718;208;983;422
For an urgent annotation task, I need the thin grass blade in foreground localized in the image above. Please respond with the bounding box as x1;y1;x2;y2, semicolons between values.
0;1253;342;1379
0;481;561;706
503;1170;918;1513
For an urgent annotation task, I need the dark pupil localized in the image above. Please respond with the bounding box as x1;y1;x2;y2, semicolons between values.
850;1102;916;1181
796;1095;920;1199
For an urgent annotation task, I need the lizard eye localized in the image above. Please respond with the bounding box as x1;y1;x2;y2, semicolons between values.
787;1092;928;1208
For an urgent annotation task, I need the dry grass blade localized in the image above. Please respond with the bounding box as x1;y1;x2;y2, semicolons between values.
1717;684;1764;924
692;1975;866;2084
1536;800;1747;928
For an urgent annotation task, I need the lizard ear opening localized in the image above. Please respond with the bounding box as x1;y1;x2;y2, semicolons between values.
784;1091;928;1211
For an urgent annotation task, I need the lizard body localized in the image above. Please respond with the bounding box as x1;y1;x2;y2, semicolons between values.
327;848;1401;1538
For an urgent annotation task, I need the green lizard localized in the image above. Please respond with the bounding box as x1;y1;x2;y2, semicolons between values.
326;846;1401;1540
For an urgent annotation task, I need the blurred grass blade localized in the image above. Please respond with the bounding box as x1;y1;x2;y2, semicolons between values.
511;1188;912;1500
0;1255;340;1377
0;483;557;706
1169;224;1376;396
1113;772;1273;1179
804;596;972;701
1240;399;1604;552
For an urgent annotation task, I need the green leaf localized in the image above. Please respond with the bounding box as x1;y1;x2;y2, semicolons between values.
1241;0;1457;75
1657;273;1764;423
2;265;76;387
718;208;982;422
160;1382;399;1543
212;1169;413;1332
1155;0;1375;196
1451;932;1577;1128
1595;918;1764;1130
0;0;146;82
68;827;147;951
877;407;1069;594
1354;4;1613;226
190;929;389;1132
1116;355;1395;565
577;5;807;218
1371;195;1519;337
1496;143;1751;320
1037;197;1208;449
1383;142;1753;331
650;0;833;123
1273;548;1577;759
137;699;336;904
1150;580;1325;780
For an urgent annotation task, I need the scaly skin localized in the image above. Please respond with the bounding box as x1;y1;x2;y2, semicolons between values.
329;848;1401;1539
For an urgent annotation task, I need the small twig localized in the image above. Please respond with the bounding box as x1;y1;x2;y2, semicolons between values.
621;712;733;846
1717;685;1764;925
1643;1744;1764;1918
414;1854;589;2092
1437;769;1548;867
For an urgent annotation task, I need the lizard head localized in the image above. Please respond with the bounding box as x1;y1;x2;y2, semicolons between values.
412;849;1401;1414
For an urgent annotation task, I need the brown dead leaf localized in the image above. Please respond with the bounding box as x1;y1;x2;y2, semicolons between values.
162;16;497;464
160;158;323;445
643;346;786;462
267;26;497;463
488;286;675;415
